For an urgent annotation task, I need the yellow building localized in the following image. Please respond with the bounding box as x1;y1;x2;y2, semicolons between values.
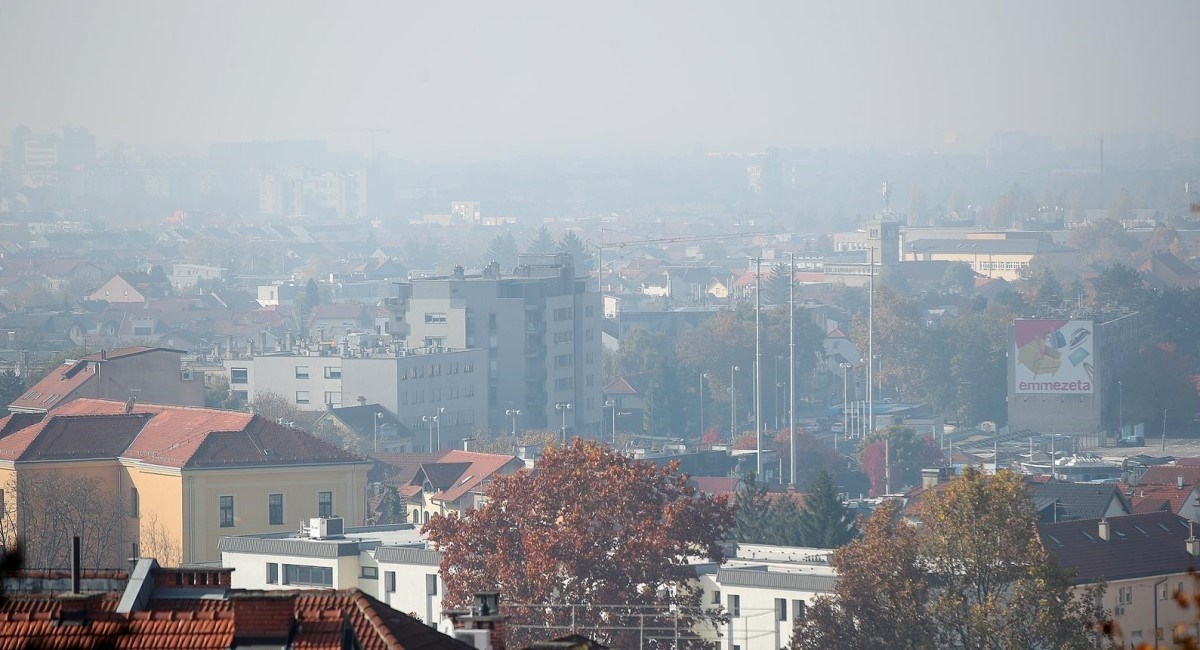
0;398;370;567
904;231;1077;281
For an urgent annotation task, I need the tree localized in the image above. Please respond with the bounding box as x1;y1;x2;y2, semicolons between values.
733;472;773;544
0;472;126;569
0;371;25;413
797;470;857;548
793;471;1105;650
1119;342;1200;433
249;390;304;425
1092;263;1151;311
941;261;976;295
204;374;246;410
424;439;734;648
920;468;1104;649
527;226;557;254
558;230;593;273
792;500;933;650
859;426;942;496
764;262;793;306
485;231;519;271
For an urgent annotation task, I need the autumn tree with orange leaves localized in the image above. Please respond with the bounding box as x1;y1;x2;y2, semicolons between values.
424;438;735;648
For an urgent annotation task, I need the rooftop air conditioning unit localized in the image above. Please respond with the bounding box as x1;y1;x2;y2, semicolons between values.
181;368;193;381
308;516;344;539
454;630;492;649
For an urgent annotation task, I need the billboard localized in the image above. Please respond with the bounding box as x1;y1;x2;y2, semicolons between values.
1013;319;1094;394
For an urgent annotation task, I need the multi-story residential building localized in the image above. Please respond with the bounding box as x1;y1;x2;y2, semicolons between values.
401;450;526;524
700;544;838;650
222;346;488;451
0;398;370;565
8;346;203;414
390;253;602;434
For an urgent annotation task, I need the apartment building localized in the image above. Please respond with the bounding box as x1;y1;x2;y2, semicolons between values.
390;253;602;433
0;398;370;565
221;346;488;451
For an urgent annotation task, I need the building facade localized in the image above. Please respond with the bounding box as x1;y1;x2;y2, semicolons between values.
390;254;603;434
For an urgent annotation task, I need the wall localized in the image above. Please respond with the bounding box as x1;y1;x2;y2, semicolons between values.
183;463;368;563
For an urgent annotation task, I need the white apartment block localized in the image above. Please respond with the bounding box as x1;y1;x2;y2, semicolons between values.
390;254;602;434
222;347;488;451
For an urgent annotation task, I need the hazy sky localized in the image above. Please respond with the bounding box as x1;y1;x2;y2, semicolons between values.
2;1;1197;160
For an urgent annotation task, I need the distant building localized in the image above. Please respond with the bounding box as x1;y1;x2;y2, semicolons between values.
905;231;1077;281
8;346;202;414
1007;312;1147;436
390;253;603;433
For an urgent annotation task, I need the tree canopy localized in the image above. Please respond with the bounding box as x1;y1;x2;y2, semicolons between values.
424;439;734;648
793;468;1105;650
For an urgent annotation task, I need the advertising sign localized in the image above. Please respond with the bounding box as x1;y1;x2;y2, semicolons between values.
1013;319;1094;394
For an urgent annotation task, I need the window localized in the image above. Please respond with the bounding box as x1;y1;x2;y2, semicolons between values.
712;590;721;605
324;391;340;406
268;494;283;525
361;566;378;579
323;366;341;379
425;312;447;324
295;366;309;379
776;598;787;621
727;594;740;617
318;491;333;518
295;391;310;404
793;599;806;620
131;543;139;557
129;487;139;518
282;564;333;587
231;368;248;384
385;571;396;593
267;563;279;584
219;496;234;527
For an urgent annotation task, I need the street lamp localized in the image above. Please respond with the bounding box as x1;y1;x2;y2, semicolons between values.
699;373;710;440
1118;380;1124;435
839;362;852;451
604;399;616;444
373;411;384;453
422;408;445;451
730;365;740;441
506;408;521;437
555;402;573;443
775;355;786;430
421;414;435;452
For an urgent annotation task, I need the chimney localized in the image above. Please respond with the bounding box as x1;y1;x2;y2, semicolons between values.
462;437;476;453
1179;475;1186;490
1189;521;1200;557
921;468;942;490
70;536;81;594
99;349;107;361
450;592;506;650
1097;517;1110;542
124;395;136;413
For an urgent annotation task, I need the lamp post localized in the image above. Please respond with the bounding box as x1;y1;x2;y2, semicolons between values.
1118;380;1124;435
839;362;852;452
774;355;786;430
373;412;383;453
699;373;709;439
506;408;521;437
605;399;616;444
556;402;573;443
730;365;740;441
435;407;445;450
421;414;435;452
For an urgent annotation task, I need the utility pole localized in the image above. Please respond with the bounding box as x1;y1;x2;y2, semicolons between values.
754;256;763;479
788;252;796;489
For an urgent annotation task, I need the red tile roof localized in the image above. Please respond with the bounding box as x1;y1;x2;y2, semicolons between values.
1125;484;1199;516
412;450;524;505
0;399;362;469
1140;466;1200;487
1039;511;1200;584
